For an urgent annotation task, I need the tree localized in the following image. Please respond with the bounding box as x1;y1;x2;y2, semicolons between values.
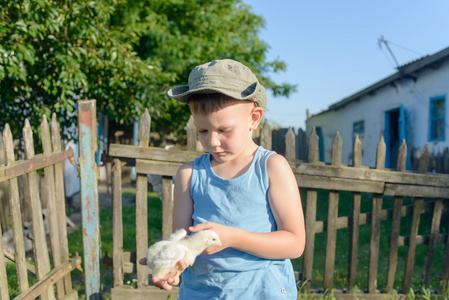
0;0;296;142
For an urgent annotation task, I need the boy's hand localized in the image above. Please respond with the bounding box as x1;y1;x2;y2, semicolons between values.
138;258;186;290
189;222;233;255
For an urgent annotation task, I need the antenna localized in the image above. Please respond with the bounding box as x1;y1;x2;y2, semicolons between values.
378;35;401;70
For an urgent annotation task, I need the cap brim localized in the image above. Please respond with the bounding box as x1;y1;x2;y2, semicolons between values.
167;82;261;103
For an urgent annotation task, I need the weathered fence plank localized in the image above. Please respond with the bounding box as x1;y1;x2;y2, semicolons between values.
3;124;28;293
112;158;124;287
0;222;9;300
13;255;81;300
323;133;342;290
0;149;74;182
402;198;424;293
109;144;200;164
21;174;31;225
285;128;295;161
136;109;150;288
51;113;73;294
135;159;181;177
440;230;449;292
347;135;363;292
386;141;407;292
294;174;385;194
368;136;386;293
23;119;54;300
78;100;101;298
289;162;447;187
260;121;272;150
403;146;429;293
302;127;319;290
0;134;9;234
186;115;204;152
41;115;65;298
422;199;444;287
162;176;174;240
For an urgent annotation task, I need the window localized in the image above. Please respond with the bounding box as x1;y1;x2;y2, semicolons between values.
429;96;446;141
315;127;325;162
353;121;364;142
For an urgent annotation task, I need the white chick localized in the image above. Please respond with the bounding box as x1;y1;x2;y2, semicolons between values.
146;229;221;278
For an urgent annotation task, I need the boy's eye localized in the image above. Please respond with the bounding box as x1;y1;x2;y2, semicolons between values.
198;130;208;134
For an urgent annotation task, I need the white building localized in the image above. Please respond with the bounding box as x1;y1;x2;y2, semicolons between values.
306;46;449;169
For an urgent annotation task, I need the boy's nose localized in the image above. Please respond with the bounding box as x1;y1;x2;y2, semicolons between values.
210;132;220;147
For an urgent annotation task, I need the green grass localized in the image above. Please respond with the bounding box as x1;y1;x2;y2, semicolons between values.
6;187;447;298
66;187;163;297
5;261;37;298
291;189;447;292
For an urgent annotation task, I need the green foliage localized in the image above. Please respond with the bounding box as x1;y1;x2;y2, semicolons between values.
0;0;296;141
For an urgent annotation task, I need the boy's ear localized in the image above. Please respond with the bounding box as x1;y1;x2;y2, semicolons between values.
249;106;264;130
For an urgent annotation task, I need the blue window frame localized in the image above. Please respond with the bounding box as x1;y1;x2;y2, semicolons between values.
315;127;325;162
429;96;446;142
353;121;364;142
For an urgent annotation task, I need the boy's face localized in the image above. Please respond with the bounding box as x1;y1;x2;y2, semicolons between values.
192;100;263;163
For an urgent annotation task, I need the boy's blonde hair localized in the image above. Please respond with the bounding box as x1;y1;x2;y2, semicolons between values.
189;93;257;115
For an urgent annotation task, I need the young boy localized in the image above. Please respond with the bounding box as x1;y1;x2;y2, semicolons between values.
151;59;305;299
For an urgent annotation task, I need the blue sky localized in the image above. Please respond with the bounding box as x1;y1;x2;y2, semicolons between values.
243;0;449;130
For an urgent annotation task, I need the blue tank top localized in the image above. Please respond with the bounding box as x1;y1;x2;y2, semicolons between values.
178;147;297;300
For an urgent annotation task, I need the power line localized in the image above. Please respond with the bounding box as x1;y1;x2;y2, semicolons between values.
377;36;449;134
383;39;425;56
378;36;426;70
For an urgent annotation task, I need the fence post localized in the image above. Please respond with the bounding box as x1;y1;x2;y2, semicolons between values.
347;134;363;292
136;109;150;288
368;135;386;293
402;144;429;293
0;204;9;300
285;128;295;161
386;140;407;292
260;120;271;150
23;119;54;300
323;133;342;291
78;100;101;299
302;127;319;290
3;124;29;293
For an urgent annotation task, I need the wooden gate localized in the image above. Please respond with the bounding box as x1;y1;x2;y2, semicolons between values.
0;114;81;300
108;110;449;299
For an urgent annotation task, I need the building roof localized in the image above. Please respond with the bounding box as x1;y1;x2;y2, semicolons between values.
321;46;449;113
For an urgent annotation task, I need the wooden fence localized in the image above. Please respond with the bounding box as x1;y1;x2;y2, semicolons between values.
108;109;449;299
0;114;81;300
270;126;449;174
411;146;449;174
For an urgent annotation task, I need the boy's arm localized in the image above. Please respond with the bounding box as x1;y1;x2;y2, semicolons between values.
173;161;194;232
190;154;305;259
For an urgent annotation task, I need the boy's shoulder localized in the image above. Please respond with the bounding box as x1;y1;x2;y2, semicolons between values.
266;153;291;173
177;160;194;177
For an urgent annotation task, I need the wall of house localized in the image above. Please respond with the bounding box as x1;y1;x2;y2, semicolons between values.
306;58;449;168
